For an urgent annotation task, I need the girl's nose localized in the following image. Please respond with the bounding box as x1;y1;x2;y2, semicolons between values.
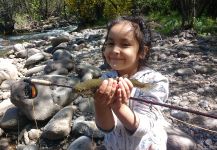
112;46;120;54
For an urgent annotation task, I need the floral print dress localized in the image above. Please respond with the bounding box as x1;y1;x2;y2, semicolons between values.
100;67;169;150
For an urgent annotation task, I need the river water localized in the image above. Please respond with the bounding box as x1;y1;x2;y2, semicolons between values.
0;25;77;51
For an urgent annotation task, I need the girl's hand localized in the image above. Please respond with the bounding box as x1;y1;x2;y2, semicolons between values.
111;77;133;109
94;78;118;107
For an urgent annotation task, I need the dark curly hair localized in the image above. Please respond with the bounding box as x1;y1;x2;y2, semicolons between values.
102;16;152;67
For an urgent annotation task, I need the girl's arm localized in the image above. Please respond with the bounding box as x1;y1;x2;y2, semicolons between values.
111;77;139;133
94;79;117;131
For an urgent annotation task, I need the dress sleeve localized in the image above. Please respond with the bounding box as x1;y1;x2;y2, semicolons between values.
132;71;169;103
128;71;169;136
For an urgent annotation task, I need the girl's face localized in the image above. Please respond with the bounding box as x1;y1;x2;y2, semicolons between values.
103;21;143;76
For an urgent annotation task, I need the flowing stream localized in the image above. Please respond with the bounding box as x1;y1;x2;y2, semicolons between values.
0;25;77;51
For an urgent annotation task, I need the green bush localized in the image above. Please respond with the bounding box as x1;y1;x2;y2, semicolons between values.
194;17;217;35
149;11;181;35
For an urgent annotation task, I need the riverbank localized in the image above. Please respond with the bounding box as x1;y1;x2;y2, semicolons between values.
0;27;217;149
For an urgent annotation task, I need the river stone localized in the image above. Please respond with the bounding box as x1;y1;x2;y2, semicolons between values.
0;99;14;117
27;48;41;58
193;65;211;74
10;75;79;120
67;136;96;150
14;43;27;58
176;68;194;76
53;49;73;61
44;60;72;75
0;107;29;130
25;65;46;77
72;120;104;138
190;110;217;130
164;122;197;150
75;63;102;80
0;138;10;150
16;144;39;150
25;53;45;67
51;35;70;47
0;58;18;84
42;106;74;140
0;128;4;136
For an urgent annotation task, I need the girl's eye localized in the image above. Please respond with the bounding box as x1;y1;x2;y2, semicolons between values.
122;43;130;47
105;42;114;46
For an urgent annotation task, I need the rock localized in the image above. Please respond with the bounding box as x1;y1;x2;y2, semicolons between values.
53;49;73;62
170;110;190;121
42;106;74;140
0;128;4;136
0;80;15;90
0;99;14;117
193;65;211;74
25;65;46;77
72;120;104;138
176;68;194;76
191;110;217;130
164;122;197;150
28;129;42;141
14;43;27;58
67;136;96;150
10;75;78;120
0;107;28;129
51;35;70;47
75;63;102;80
25;53;45;67
78;97;95;113
0;58;18;84
177;51;190;58
0;138;10;150
16;144;39;150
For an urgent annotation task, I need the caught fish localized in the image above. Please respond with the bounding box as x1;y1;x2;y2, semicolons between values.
27;78;155;96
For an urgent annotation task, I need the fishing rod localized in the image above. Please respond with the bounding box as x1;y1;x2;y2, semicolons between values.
24;78;217;120
130;97;217;120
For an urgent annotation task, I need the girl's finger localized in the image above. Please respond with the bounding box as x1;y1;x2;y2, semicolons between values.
119;77;131;98
98;80;108;94
107;78;114;92
124;78;133;95
117;88;122;102
118;81;127;101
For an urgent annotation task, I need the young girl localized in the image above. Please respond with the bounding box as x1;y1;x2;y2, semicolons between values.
94;16;169;150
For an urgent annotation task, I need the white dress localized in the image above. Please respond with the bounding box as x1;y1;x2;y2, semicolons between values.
100;67;169;150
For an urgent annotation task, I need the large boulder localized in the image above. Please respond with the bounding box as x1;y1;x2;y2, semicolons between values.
10;75;79;120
